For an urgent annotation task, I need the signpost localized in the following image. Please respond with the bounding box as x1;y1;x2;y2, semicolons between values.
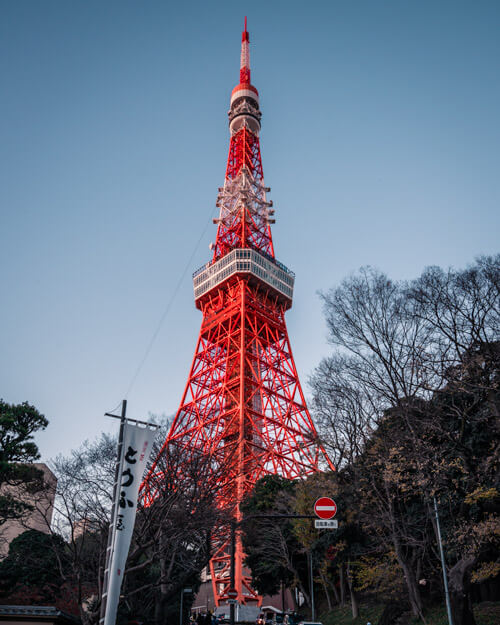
226;588;238;600
180;587;193;625
311;497;338;621
314;497;337;520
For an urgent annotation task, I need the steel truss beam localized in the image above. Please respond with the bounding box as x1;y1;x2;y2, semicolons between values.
142;21;333;608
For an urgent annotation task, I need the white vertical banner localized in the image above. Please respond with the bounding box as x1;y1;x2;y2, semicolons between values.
104;421;158;625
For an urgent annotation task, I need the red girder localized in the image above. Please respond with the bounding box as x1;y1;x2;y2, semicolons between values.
226;126;263;181
213;126;273;261
142;277;333;604
141;23;334;607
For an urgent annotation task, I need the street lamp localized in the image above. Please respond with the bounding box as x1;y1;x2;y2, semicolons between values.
180;587;193;625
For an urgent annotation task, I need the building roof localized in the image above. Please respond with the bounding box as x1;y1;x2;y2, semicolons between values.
0;606;80;625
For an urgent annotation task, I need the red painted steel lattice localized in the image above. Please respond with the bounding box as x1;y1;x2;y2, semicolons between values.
142;19;333;607
213;128;270;261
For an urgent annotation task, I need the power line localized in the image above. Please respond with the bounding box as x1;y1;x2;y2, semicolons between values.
123;207;216;399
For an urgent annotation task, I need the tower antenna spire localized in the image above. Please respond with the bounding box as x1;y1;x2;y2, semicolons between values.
240;16;251;84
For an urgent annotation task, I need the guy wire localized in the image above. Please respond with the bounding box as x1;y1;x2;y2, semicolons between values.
123;206;216;399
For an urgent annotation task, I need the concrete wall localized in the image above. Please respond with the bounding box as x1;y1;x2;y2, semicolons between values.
0;463;57;558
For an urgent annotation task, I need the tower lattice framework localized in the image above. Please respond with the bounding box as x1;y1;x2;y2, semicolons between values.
143;19;333;607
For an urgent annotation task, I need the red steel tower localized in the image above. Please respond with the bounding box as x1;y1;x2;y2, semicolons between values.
144;19;333;606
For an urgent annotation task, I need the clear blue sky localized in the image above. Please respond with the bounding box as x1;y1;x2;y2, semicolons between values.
1;0;498;461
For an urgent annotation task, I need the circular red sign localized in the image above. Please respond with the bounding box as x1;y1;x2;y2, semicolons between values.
314;497;337;519
226;588;238;599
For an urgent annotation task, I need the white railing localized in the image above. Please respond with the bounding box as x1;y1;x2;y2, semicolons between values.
193;249;295;302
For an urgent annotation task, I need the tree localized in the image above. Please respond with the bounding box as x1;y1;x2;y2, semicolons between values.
0;529;69;605
0;400;49;550
310;257;500;624
0;400;49;465
127;439;228;625
48;433;118;622
28;425;228;625
424;343;500;625
408;259;500;625
311;267;435;619
241;475;310;605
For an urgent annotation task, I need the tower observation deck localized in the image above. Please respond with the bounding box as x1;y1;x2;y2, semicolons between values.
143;18;333;607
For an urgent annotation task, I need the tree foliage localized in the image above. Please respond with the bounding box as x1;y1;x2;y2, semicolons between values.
241;475;302;597
0;399;48;464
0;400;49;540
11;424;228;625
308;256;500;625
0;529;67;600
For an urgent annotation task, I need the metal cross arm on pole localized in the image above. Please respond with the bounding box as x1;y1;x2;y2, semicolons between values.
236;514;318;523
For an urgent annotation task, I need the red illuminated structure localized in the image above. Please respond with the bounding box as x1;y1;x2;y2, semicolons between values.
144;19;333;606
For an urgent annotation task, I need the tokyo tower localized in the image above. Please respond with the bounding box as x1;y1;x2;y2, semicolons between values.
144;19;333;606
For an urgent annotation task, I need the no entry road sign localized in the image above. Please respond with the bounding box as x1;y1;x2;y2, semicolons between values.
314;497;337;519
226;588;238;599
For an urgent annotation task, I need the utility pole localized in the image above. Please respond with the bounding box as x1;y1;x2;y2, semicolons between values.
434;497;454;625
230;520;236;625
180;588;193;625
99;399;127;625
281;581;285;620
309;550;315;621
